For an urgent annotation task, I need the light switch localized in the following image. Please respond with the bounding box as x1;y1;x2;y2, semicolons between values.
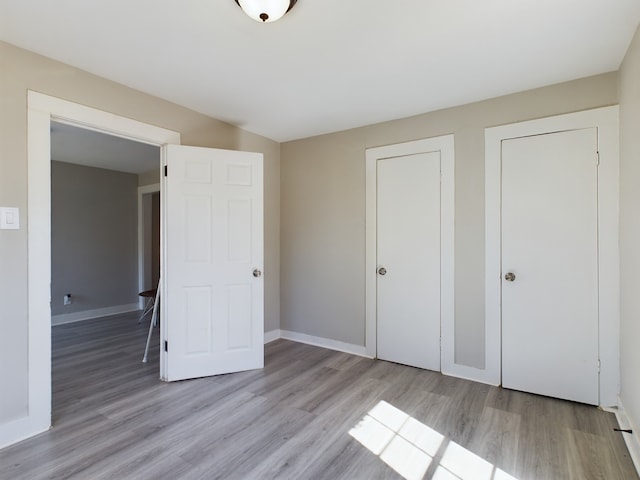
0;207;20;229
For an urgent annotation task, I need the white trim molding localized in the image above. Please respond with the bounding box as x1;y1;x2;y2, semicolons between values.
51;304;140;326
264;329;367;356
264;329;282;344
0;415;49;451
4;90;182;450
280;330;370;358
612;398;640;475
365;135;455;371
485;106;620;405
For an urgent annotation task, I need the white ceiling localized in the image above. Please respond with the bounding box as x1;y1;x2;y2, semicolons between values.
51;122;160;174
3;1;640;142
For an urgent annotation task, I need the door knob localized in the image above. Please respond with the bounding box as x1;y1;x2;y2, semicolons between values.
253;268;262;278
378;267;387;276
504;272;516;282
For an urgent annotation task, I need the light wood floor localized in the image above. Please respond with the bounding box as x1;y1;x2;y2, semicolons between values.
1;312;637;480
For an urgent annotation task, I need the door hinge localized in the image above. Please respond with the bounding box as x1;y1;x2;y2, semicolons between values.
596;151;600;166
164;340;168;352
597;358;601;373
164;165;168;177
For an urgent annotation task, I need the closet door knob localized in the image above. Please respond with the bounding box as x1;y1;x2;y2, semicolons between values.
378;267;387;276
504;272;516;282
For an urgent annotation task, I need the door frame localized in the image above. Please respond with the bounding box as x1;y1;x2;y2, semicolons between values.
365;135;455;372
138;183;161;308
15;91;180;448
485;106;619;406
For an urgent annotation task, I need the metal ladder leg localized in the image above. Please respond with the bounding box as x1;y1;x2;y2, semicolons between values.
142;281;161;363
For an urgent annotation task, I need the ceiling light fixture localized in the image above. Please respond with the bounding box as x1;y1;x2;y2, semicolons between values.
234;0;297;23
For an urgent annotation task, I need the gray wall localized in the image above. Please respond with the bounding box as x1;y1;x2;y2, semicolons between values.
0;40;280;426
51;161;138;319
280;72;619;369
619;23;640;441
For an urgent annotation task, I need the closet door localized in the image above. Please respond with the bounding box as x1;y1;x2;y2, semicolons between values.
501;128;599;405
376;151;441;371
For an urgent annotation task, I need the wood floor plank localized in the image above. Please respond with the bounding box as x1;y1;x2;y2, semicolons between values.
565;428;619;480
180;402;314;480
246;376;391;479
0;312;637;480
467;406;521;475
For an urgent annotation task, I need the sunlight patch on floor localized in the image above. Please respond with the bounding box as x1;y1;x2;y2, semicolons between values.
349;401;518;480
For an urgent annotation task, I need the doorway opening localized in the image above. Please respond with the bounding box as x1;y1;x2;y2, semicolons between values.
50;121;162;420
139;189;161;301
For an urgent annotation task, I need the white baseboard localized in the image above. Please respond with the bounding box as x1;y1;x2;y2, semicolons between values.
51;303;140;326
0;414;49;451
264;329;281;344
611;398;640;475
279;329;370;358
441;362;501;387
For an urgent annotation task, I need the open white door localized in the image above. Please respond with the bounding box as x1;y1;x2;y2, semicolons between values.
161;144;264;382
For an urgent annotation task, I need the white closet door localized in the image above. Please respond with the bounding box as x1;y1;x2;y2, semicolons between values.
501;128;599;405
377;152;441;371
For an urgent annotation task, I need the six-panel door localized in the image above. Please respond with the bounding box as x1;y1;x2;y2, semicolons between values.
163;144;264;381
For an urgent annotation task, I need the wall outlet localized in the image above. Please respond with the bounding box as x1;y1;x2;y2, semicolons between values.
63;294;72;306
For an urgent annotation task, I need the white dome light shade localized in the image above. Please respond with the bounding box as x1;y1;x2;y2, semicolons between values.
235;0;296;23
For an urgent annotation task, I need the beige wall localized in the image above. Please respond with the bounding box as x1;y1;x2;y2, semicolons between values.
0;41;280;424
281;72;618;368
619;24;640;437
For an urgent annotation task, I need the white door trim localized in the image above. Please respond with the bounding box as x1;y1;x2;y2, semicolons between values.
138;183;161;308
365;135;455;371
485;106;620;406
5;91;180;449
